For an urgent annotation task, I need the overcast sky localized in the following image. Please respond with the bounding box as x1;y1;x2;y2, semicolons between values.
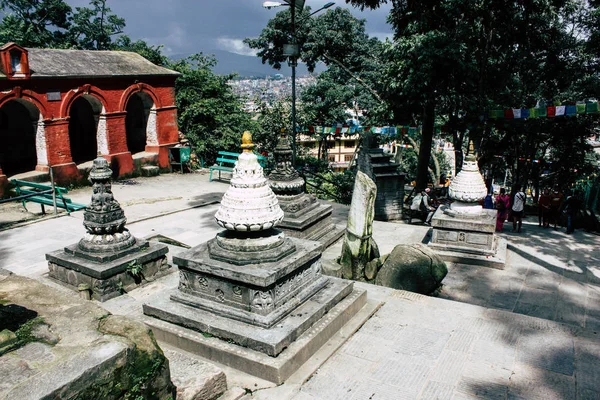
66;0;393;57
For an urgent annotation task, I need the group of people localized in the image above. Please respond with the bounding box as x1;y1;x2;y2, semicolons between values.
418;185;581;234
488;187;525;233
488;187;581;234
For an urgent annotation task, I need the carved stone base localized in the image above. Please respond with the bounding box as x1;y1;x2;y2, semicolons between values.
169;238;327;327
46;241;170;301
429;205;497;256
144;278;355;357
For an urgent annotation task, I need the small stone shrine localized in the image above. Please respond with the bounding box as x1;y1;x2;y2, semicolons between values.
429;155;507;268
46;156;170;301
143;132;366;384
267;130;344;247
356;132;404;221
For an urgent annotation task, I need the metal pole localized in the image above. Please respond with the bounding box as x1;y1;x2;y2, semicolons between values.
291;2;297;166
49;166;58;215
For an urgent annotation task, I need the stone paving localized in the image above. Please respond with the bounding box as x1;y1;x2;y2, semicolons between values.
1;172;599;399
282;286;599;400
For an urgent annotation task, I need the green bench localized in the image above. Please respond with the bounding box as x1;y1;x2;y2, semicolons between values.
11;179;87;214
209;151;267;182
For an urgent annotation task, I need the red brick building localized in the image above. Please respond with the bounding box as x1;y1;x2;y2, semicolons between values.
0;42;180;195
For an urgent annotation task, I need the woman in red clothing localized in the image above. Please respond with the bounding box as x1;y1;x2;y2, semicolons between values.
538;188;551;228
495;188;511;232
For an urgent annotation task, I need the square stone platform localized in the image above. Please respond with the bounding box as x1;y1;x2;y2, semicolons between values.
429;206;506;268
277;200;345;248
144;281;367;384
46;240;170;301
144;277;355;357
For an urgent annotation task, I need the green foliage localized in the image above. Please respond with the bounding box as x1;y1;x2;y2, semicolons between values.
169;54;258;165
245;6;387;125
70;0;125;50
126;260;143;279
0;0;72;47
14;316;44;345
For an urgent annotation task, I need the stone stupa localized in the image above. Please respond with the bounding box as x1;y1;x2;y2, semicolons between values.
46;156;170;301
428;154;507;268
267;129;344;247
143;132;366;383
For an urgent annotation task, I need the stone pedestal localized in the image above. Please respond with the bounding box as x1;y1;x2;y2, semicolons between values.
430;206;497;255
357;133;404;221
428;155;506;268
46;156;170;300
47;239;169;301
268;131;344;247
144;132;364;383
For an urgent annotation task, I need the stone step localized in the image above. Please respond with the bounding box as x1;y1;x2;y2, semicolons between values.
141;165;160;177
163;346;228;400
145;283;368;384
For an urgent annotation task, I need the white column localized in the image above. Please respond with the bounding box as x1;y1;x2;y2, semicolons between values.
97;107;109;155
35;115;48;166
146;106;158;146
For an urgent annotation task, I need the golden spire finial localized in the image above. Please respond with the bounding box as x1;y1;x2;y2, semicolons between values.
241;131;255;153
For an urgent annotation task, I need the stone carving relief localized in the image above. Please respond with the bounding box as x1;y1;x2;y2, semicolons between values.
251;290;274;312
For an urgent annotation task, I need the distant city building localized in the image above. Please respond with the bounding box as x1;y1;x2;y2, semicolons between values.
0;43;180;195
298;133;360;171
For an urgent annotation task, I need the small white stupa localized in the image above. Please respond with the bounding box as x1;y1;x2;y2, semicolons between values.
429;153;507;268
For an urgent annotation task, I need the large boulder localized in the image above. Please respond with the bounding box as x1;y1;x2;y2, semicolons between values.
375;244;447;294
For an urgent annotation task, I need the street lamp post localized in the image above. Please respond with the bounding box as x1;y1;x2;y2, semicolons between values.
262;1;335;166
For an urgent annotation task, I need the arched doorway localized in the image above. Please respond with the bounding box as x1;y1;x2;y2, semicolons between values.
0;99;40;176
68;95;102;164
125;92;154;154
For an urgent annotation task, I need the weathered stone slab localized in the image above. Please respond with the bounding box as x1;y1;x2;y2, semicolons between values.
431;236;507;269
145;286;367;384
163;347;227;400
144;278;354;356
46;241;170;301
0;273;174;400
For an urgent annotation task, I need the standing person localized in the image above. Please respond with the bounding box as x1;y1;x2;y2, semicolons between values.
549;188;564;229
538;188;551;228
483;192;495;209
512;187;526;233
495;188;511;232
421;188;437;225
562;192;580;234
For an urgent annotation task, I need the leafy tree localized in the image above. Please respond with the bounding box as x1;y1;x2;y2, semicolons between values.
0;0;72;47
170;54;258;165
70;0;125;50
245;7;386;124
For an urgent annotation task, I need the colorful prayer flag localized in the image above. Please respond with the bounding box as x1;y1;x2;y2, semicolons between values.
529;108;537;118
576;104;586;114
586;102;599;114
521;109;530;119
566;105;576;116
513;109;521;118
536;107;547;117
504;109;514;119
547;106;556;117
555;106;566;116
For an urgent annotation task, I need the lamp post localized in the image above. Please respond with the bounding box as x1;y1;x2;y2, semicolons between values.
262;1;335;166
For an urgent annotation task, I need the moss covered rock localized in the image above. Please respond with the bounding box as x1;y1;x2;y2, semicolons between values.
375;244;448;294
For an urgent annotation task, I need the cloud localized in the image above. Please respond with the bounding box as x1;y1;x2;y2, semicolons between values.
216;38;258;57
371;31;393;42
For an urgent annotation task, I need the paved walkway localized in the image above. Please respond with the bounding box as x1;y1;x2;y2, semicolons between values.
0;172;599;399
